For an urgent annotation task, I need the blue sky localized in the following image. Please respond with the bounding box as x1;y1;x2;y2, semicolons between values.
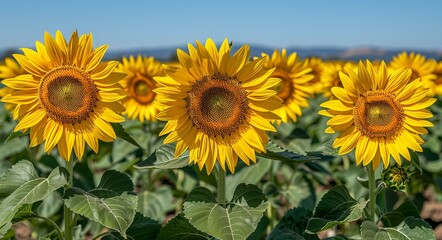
1;0;441;52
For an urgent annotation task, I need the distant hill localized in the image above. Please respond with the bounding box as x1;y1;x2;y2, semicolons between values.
104;44;442;62
2;44;441;62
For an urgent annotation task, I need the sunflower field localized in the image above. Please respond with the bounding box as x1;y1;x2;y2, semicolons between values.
0;30;441;240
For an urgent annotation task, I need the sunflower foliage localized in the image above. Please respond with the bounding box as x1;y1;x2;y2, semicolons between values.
0;36;441;240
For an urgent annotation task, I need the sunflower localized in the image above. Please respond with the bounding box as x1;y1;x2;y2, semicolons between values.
433;61;442;96
1;30;126;161
319;60;435;170
303;57;325;94
0;57;26;111
154;39;282;174
320;61;356;99
118;55;164;122
389;52;437;96
261;49;314;123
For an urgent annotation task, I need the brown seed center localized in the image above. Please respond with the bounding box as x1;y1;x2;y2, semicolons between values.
39;66;97;124
129;74;156;104
353;91;404;138
272;70;293;102
188;73;248;137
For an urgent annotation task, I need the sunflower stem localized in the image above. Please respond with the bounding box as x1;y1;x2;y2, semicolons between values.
64;160;75;240
216;164;226;205
367;165;376;221
342;155;350;170
267;161;276;231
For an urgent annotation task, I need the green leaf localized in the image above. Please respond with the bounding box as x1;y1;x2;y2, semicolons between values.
360;221;379;240
226;157;271;200
37;191;63;218
381;201;420;227
0;135;28;161
267;207;318;240
157;213;215;240
71;159;96;191
102;212;161;240
281;178;315;209
65;189;138;239
11;204;35;222
0;160;38;199
257;149;319;164
361;217;435;240
183;186;268;240
409;151;423;174
247;216;269;240
0;222;12;239
185;186;217;203
89;170;134;198
135;143;190;169
111;123;141;148
306;185;368;233
137;186;174;222
4;129;29;143
0;167;68;231
65;169;137;238
231;183;267;208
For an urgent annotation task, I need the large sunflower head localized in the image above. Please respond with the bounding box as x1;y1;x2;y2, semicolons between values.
154;38;282;174
389;52;437;96
319;60;436;170
1;30;127;161
0;57;27;111
118;55;164;122
261;49;314;123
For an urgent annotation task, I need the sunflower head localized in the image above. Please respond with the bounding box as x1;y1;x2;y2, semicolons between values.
389;52;437;96
155;38;282;174
1;30;127;161
0;57;27;111
433;61;442;96
261;49;314;123
303;57;325;93
118;55;164;122
319;60;436;170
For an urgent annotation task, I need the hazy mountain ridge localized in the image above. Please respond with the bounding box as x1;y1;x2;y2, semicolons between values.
1;44;441;62
103;44;442;62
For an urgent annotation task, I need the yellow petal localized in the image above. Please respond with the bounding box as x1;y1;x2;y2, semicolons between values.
2;75;38;90
331;87;354;104
320;100;353;111
86;45;108;72
91;61;119;79
94;117;116;139
100;107;125;123
44;32;64;65
84;132;99;153
249;114;276;132
74;135;85;160
14;108;46;131
44;120;63;153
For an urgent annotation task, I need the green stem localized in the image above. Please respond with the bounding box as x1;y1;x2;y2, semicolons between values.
64;160;75;240
216;165;226;205
342;155;350;170
367;165;376;221
31;215;63;240
267;161;276;231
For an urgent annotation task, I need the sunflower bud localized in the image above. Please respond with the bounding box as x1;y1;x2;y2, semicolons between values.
381;164;411;192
